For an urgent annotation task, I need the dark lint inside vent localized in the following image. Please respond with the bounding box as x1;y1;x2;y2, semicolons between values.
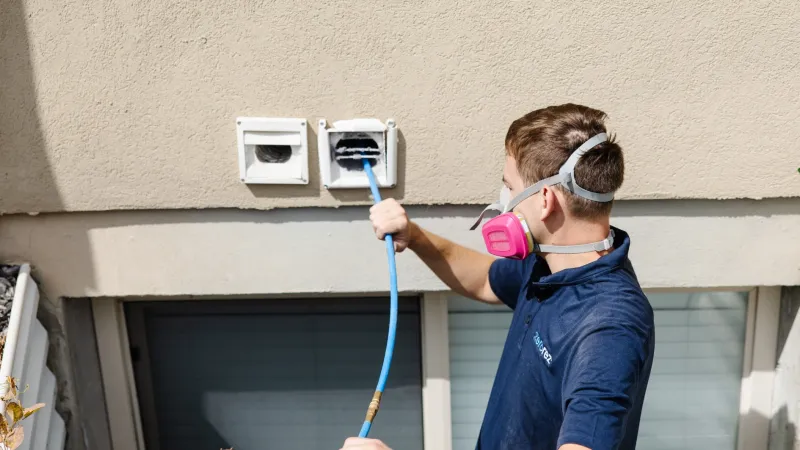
255;144;292;164
333;137;380;171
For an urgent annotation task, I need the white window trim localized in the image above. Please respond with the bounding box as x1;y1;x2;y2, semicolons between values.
95;289;779;450
92;299;146;450
737;287;780;450
421;292;453;450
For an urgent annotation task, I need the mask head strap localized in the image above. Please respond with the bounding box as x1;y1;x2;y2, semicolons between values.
470;133;615;230
534;229;615;254
469;201;504;230
558;133;614;202
503;174;562;212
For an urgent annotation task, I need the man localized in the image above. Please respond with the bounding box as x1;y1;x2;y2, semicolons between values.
342;104;655;450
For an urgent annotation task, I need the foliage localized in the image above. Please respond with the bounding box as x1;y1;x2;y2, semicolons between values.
0;377;44;450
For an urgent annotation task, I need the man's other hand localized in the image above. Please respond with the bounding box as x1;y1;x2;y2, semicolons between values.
340;437;392;450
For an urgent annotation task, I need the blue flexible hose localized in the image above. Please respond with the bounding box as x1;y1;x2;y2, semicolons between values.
358;159;399;438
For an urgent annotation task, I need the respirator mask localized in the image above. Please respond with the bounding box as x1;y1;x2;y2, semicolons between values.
470;133;616;260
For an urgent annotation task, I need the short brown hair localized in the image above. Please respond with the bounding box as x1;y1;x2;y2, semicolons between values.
505;103;624;220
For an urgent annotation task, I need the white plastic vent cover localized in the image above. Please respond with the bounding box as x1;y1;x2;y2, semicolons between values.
236;117;309;184
318;118;398;189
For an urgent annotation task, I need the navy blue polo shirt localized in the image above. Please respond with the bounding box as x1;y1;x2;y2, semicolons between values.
476;227;655;450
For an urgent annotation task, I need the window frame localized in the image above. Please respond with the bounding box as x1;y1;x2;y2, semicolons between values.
421;287;779;450
94;287;779;450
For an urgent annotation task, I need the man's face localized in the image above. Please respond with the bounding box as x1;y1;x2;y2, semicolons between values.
502;154;555;239
502;155;539;220
502;155;525;196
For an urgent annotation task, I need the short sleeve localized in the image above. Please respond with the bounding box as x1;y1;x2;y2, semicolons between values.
488;256;534;309
558;321;650;450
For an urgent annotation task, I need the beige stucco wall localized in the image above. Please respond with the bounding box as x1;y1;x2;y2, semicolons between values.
1;201;798;299
2;1;799;214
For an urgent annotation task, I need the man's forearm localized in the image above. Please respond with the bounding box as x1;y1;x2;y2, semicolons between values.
408;222;499;303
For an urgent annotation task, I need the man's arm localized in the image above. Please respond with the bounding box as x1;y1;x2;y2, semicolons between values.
558;315;651;450
407;221;499;303
369;199;500;304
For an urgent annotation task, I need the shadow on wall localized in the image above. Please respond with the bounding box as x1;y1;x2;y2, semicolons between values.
0;2;97;449
765;405;797;450
0;0;59;213
611;198;800;218
735;406;797;450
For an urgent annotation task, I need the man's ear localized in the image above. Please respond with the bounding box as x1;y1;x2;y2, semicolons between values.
540;185;558;221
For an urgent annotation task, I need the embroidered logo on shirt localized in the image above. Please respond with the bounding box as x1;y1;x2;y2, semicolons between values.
533;332;553;366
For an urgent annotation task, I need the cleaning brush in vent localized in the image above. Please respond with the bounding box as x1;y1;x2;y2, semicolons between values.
333;134;381;171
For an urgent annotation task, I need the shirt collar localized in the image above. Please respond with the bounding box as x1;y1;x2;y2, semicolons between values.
527;226;631;298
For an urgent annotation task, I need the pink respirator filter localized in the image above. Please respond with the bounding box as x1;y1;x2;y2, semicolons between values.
480;213;532;260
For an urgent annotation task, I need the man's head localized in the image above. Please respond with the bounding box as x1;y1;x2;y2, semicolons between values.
502;104;624;240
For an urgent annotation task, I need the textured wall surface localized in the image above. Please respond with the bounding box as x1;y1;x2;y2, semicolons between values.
0;201;798;299
2;0;799;213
